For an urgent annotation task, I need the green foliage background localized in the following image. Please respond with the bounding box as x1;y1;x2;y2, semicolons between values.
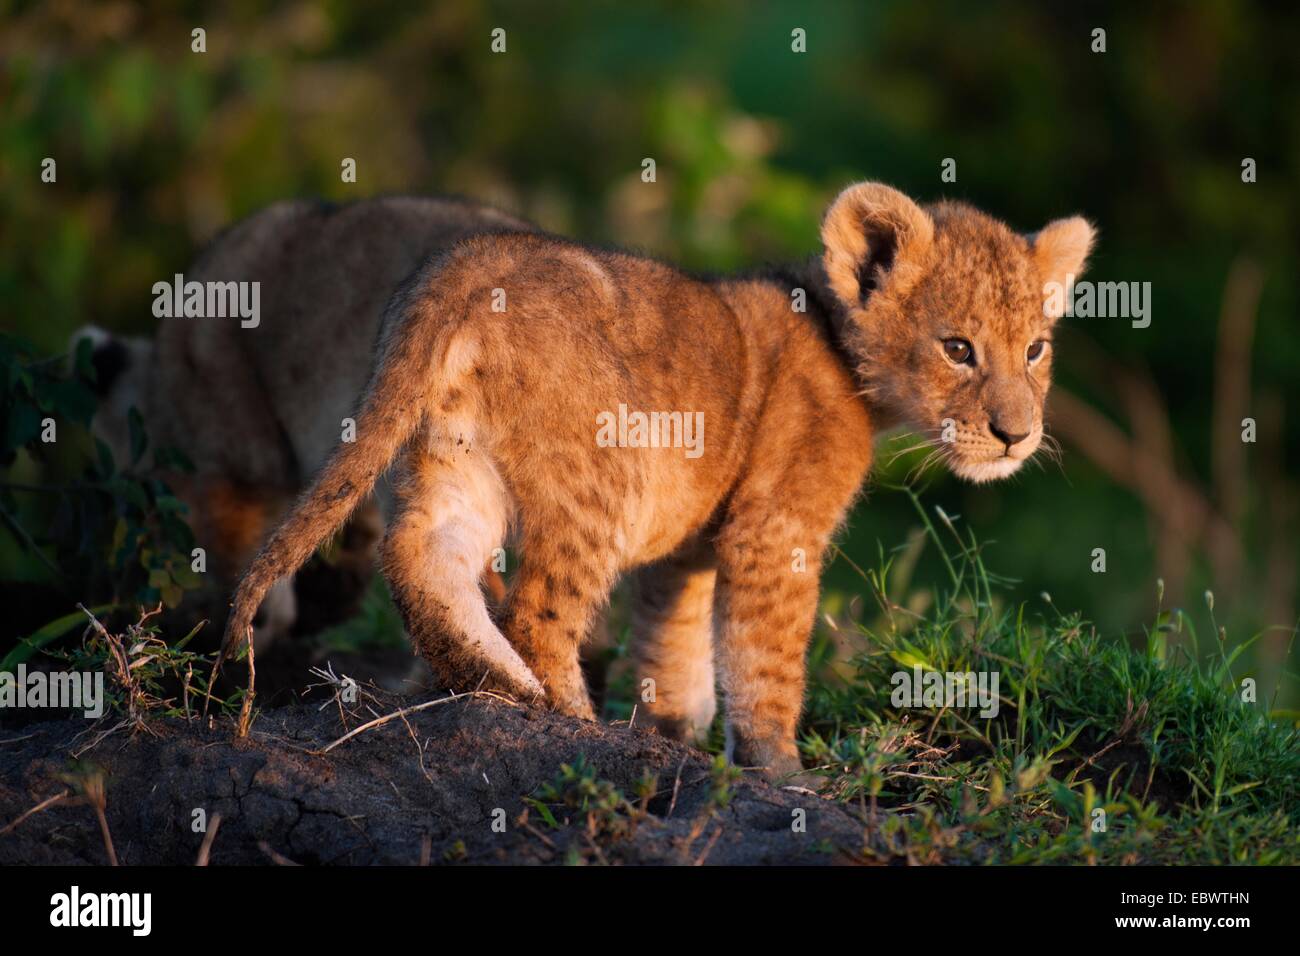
1;1;1297;695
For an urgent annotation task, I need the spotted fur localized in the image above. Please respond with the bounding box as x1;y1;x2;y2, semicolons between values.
223;182;1094;779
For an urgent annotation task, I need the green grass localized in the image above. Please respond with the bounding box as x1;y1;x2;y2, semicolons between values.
42;482;1296;865
312;576;409;653
800;488;1300;864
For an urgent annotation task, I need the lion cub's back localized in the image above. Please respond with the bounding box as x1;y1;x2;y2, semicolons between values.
155;196;536;488
422;233;761;564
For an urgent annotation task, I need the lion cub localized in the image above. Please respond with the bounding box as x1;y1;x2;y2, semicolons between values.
223;182;1093;779
78;196;534;647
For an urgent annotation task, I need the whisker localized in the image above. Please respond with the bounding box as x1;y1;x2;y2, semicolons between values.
905;445;948;485
1029;436;1066;478
1038;430;1066;474
883;440;933;465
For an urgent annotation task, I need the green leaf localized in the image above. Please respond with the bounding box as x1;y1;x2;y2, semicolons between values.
33;376;97;426
2;400;42;453
1;604;117;670
74;335;96;380
128;406;147;466
523;797;560;829
890;644;934;671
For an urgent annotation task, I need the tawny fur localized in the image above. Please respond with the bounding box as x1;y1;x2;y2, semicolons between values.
78;196;536;647
223;182;1094;779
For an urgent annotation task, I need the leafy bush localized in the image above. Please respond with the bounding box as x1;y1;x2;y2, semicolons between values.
1;333;198;657
801;488;1300;864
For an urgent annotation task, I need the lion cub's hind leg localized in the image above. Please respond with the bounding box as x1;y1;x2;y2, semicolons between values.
381;435;543;701
631;543;718;745
502;506;624;722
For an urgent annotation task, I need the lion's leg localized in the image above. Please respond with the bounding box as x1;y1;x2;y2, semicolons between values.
630;540;718;744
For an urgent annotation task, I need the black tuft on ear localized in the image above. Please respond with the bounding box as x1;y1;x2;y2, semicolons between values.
89;338;130;397
854;222;899;301
821;182;934;314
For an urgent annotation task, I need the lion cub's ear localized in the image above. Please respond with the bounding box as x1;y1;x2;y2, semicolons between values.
1032;216;1096;319
821;182;934;313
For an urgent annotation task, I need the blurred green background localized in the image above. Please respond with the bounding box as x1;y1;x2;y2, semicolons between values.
1;1;1297;697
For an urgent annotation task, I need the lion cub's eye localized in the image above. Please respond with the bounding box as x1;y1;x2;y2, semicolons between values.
942;338;974;366
1026;340;1047;363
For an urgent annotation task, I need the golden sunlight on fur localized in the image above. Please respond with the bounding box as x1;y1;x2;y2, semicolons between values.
222;181;1094;781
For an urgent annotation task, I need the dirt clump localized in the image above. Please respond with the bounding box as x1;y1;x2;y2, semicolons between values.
0;692;867;865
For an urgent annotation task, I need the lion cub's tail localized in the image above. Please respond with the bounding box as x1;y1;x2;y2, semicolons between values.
218;293;442;661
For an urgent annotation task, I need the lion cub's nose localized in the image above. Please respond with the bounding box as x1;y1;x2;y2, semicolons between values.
988;420;1030;449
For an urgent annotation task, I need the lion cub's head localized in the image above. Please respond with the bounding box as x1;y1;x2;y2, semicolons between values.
820;181;1094;483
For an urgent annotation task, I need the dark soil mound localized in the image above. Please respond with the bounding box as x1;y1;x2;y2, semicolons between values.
0;693;866;865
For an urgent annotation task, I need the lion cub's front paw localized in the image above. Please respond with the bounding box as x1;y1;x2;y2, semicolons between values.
729;735;819;789
538;680;596;721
